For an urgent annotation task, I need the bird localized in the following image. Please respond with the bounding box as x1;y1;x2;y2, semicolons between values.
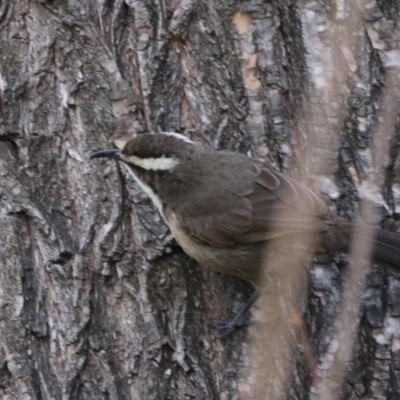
90;132;400;334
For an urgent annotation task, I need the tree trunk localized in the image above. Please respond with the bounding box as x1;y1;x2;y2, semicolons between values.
1;0;400;399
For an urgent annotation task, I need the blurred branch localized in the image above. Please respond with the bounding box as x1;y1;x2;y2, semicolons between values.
242;223;314;399
317;220;373;399
241;1;400;399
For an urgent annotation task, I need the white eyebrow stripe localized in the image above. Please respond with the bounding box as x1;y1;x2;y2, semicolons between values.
160;131;193;144
122;155;180;170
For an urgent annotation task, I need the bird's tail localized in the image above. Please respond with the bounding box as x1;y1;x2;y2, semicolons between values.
371;229;400;268
318;220;400;269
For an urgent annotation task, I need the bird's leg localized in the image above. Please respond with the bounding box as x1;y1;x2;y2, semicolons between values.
209;291;260;338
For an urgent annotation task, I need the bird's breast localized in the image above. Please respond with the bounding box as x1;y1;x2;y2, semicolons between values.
165;212;206;262
165;211;264;284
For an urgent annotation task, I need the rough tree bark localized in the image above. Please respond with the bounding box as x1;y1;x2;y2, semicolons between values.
1;0;400;399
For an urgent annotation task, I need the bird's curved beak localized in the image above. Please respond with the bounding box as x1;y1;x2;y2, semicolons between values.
90;148;122;160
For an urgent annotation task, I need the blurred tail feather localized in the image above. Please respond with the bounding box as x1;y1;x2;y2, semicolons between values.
371;230;400;268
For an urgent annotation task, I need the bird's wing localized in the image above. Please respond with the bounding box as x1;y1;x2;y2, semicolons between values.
171;164;331;247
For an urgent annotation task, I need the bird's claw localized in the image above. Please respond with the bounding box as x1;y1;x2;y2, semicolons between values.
208;319;249;338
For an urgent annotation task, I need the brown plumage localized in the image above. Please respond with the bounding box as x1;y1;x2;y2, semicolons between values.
91;133;400;287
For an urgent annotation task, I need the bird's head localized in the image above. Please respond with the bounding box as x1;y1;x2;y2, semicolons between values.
90;133;198;214
90;132;196;171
